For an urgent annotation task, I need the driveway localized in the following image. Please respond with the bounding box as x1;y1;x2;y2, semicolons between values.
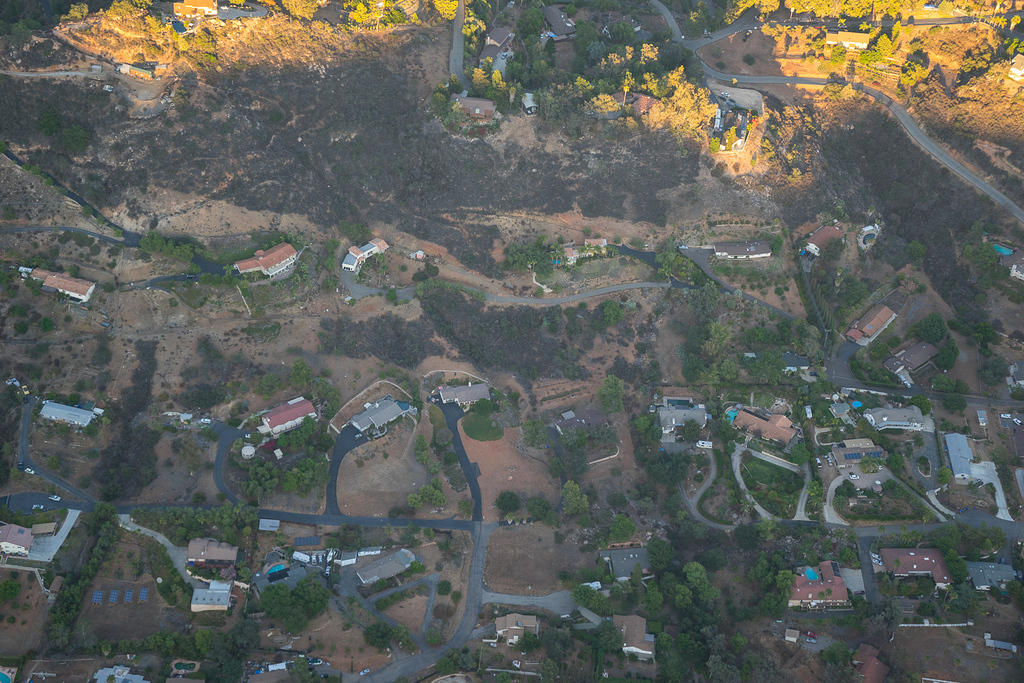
823;475;849;526
480;589;576;616
26;509;80;562
118;515;205;588
731;443;773;519
970;462;1013;521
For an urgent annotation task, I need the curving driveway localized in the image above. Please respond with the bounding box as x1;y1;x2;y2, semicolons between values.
731;443;773;519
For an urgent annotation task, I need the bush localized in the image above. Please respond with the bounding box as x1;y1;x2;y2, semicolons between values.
437;580;452;595
496;491;521;516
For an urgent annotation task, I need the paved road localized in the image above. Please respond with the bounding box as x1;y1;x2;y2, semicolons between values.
480;589;576;615
437;400;483;520
1;70;100;79
118;514;205;588
448;0;470;89
823;475;848;526
794;463;811;522
680;449;734;530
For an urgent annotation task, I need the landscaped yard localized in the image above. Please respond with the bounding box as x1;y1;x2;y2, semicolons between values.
740;454;803;518
461;411;504;441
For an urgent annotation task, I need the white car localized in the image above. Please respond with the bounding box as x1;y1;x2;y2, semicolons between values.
49;495;61;502
849;473;860;480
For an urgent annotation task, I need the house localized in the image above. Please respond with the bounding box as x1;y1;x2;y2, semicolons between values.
337;551;358;567
804;224;843;257
886;342;939;374
27;268;96;302
173;0;217;17
864;406;925;431
631;94;657;117
1009;54;1024;81
852;644;889;683
1000;251;1024;281
522;92;538;116
92;668;150;683
252;564;309;598
554;407;609;436
479;27;514;68
966;561;1017;591
782;352;810;373
658;403;708;444
732;409;797;446
356;548;416;585
186;538;238;568
0;523;33;556
116;63;168;79
437;382;490;407
830;402;852;419
601;547;649;582
191;580;232;612
40;400;96;428
846;304;897;345
612;614;654;661
349;397;416;434
943;433;974;483
258;518;280;532
542;5;575;40
831;438;884;462
233;243;298;277
494;613;538;644
984;632;1018;653
879;548;952;588
341;237;389;272
452;94;497;121
712;240;771;259
789;560;850;608
825;30;870;50
260;397;317;436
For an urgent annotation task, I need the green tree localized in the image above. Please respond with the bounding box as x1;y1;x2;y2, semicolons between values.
62;3;90;20
561;480;589;516
282;0;318;19
598;375;624;413
521;419;548;447
608;514;636;542
363;622;395;650
289;359;313;389
496;490;521;516
912;313;946;344
937;467;953;485
60;125;92;152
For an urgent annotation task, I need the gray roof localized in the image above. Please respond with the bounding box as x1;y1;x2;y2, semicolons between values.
350;398;413;432
342;253;358;267
782;352;810;368
542;5;575;35
966;561;1017;588
191;582;231;607
830;402;851;416
438;383;491;405
252;564;309;595
92;668;150;683
943;432;973;477
600;547;649;579
40;401;95;427
864;406;924;429
357;548;416;584
658;405;707;430
258;518;281;531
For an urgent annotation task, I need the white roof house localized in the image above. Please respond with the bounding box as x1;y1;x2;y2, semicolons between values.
943;433;974;482
863;406;925;432
349;398;416;433
190;580;232;612
40;401;96;427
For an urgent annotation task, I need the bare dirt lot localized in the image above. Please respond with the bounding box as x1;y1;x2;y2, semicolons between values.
0;569;48;656
889;617;1020;681
269;607;392;673
382;592;428;634
484;526;594;594
461;426;559;522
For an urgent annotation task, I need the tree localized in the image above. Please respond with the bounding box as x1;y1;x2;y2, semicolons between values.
522;419;548;447
909;395;932;415
598;375;624;413
647;80;718;142
433;0;458;20
289;359;313;389
937;467;953;485
647;537;672;572
364;622;395;650
912;313;946;344
934;341;958;371
496;490;521;516
282;0;317;19
643;583;663;613
561;480;589;516
62;3;90;20
608;514;636;542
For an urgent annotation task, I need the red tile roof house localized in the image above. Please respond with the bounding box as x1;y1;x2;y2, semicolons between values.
804;224;844;256
259;397;317;436
452;94;497;121
788;561;850;608
29;268;96;302
879;548;952;589
853;644;889;683
0;522;33;556
233;243;298;277
846;304;897;346
732;409;797;446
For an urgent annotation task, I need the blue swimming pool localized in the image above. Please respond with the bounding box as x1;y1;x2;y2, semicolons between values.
993;244;1014;256
804;568;820;581
268;563;287;575
726;408;738;422
851;401;863;409
0;672;12;683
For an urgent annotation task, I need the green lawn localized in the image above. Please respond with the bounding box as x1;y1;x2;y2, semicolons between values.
461;412;504;441
740;455;804;518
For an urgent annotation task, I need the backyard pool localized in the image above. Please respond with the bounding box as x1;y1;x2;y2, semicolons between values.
267;563;287;575
851;401;863;409
993;244;1014;256
726;408;738;422
804;567;820;581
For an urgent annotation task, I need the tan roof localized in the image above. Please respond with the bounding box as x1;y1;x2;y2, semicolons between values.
453;95;497;119
826;30;870;46
612;614;651;653
879;548;951;584
30;268;95;299
234;242;297;274
0;522;32;549
789;561;848;604
495;613;538;635
732;410;796;444
31;522;58;535
806;224;843;249
177;0;216;8
851;304;896;338
187;538;238;563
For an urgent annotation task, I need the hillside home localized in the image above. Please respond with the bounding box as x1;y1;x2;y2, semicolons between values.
658;402;708;444
789;561;850;608
437;382;490;407
1000;250;1024;280
966;562;1017;591
494;613;538;644
0;523;33;555
863;405;925;431
831;438;883;462
1009;54;1024;81
480;27;514;68
260;397;317;436
825;30;870;50
349;397;416;434
542;5;576;40
91;668;150;683
451;94;497;121
943;432;974;483
804;224;843;256
40;400;96;428
732;409;797;446
852;644;889;683
173;0;217;17
554;407;609;436
883;341;938;376
713;240;771;259
186;538;238;568
233;242;298;277
782;352;810;373
846;304;897;345
522;92;538;115
612;614;654;660
191;580;232;612
601;547;649;582
341;238;389;272
27;268;95;302
356;548;416;585
879;548;952;588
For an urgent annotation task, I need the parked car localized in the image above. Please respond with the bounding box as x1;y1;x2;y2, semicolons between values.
805;631;817;643
32;504;44;510
22;385;30;396
849;473;860;480
359;669;370;676
24;467;35;475
48;495;61;502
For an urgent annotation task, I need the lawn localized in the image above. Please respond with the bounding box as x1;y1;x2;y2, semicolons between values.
740;455;803;518
461;411;504;441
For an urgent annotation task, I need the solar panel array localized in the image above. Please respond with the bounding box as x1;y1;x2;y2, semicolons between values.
139;587;149;602
109;590;119;603
92;590;103;604
124;589;133;603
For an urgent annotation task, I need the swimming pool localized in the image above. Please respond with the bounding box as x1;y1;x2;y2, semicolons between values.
993;244;1014;256
851;401;863;409
0;671;12;683
268;563;287;575
726;408;738;423
804;568;820;581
